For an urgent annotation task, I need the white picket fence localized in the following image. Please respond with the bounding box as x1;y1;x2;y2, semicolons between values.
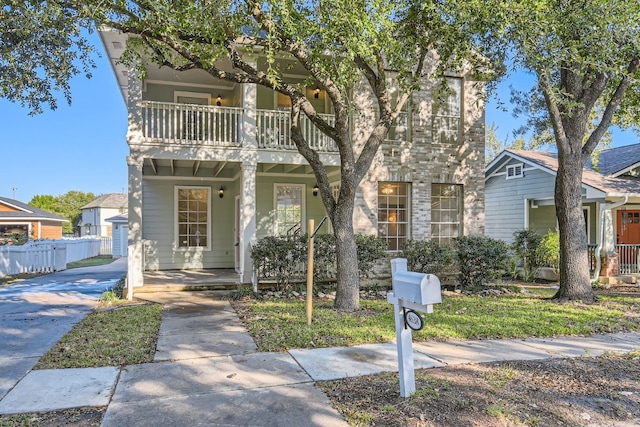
0;238;103;277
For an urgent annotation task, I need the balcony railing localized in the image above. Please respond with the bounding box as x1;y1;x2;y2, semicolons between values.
256;109;338;152
141;101;242;146
140;101;339;152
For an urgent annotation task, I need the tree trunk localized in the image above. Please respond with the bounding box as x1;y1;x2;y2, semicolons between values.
554;147;596;302
332;195;360;311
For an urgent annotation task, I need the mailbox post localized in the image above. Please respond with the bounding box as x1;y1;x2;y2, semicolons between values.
387;258;442;397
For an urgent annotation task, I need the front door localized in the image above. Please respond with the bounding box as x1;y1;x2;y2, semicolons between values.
617;210;640;244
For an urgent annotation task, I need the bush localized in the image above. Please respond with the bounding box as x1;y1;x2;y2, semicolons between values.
454;236;509;290
535;230;560;276
250;235;307;289
355;234;389;277
402;239;456;278
512;229;543;281
250;233;388;288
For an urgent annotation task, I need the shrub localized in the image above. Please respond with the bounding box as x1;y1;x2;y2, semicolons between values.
250;233;388;288
402;239;456;278
535;230;560;276
512;229;543;281
454;236;509;290
250;235;307;289
355;234;389;277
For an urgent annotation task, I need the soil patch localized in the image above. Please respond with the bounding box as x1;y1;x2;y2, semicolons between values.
319;352;640;426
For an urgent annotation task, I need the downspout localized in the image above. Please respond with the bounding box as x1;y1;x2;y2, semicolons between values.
592;196;628;281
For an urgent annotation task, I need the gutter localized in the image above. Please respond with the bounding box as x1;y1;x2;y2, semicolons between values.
592;196;628;281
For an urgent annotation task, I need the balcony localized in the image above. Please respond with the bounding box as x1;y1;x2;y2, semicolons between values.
140;101;338;152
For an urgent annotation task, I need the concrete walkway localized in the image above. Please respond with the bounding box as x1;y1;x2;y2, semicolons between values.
0;290;638;426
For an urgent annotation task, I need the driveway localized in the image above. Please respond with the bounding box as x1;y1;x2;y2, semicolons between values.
0;257;127;399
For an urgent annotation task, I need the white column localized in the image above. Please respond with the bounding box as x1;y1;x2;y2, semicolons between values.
124;60;146;299
126;62;144;146
240;161;257;284
126;155;144;300
242;66;257;149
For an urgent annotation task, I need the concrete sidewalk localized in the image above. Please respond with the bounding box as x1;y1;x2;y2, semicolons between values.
0;290;638;426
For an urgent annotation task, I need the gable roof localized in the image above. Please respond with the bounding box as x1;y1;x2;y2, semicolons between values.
486;149;640;197
585;143;640;176
81;193;128;209
0;197;67;223
105;212;128;223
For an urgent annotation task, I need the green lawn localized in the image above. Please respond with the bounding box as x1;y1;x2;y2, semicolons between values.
66;255;115;269
232;293;640;351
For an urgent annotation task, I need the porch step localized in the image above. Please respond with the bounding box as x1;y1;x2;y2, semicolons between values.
125;283;240;294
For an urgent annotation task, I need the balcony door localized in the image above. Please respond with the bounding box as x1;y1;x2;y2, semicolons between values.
174;91;211;141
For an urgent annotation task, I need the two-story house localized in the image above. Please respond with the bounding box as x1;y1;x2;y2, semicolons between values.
80;193;128;237
99;29;487;293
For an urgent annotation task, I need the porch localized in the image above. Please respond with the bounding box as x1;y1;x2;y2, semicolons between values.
588;244;640;278
141;101;339;151
135;269;242;293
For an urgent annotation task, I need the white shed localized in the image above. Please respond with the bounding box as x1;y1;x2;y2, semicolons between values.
105;213;128;257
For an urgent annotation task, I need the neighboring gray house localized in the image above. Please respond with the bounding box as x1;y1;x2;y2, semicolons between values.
80;193;128;237
485;146;640;276
99;29;487;292
105;212;128;257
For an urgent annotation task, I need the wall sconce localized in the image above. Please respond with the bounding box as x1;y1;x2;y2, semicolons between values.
313;87;320;99
216;94;222;106
313;184;319;197
218;186;224;198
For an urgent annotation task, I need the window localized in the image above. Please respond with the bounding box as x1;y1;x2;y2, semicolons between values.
431;183;463;244
432;77;462;144
378;182;410;251
0;223;29;245
506;164;524;179
274;184;305;236
176;186;210;249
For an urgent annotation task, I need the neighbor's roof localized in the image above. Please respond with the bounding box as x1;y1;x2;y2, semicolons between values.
81;193;128;209
487;149;640;197
585;143;640;176
0;197;68;223
105;212;128;223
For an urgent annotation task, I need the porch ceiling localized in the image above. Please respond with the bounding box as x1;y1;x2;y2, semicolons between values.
143;159;241;179
142;159;339;179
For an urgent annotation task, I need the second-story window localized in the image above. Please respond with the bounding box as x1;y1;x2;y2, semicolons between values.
432;77;462;144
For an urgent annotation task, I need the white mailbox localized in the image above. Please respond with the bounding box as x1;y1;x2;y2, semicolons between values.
391;258;442;306
388;258;443;398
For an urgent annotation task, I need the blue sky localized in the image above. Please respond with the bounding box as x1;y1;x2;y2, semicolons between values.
1;33;637;204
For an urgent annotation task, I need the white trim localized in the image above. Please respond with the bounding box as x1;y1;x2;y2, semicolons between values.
144;79;235;92
0;200;33;213
174;90;212;104
506;163;524;179
273;183;306;235
174;185;212;251
0;221;32;240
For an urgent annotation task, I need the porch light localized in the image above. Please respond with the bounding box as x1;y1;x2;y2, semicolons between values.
314;87;320;98
313;184;319;197
219;186;224;198
216;94;222;106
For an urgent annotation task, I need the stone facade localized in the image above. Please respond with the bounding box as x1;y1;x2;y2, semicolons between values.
353;73;486;242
